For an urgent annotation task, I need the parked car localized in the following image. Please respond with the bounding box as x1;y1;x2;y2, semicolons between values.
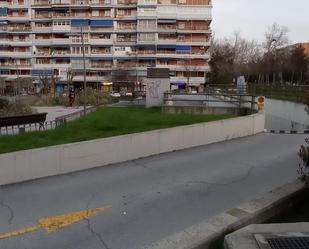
110;92;121;98
125;92;133;96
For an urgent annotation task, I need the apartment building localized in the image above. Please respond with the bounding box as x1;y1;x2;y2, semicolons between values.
0;0;212;92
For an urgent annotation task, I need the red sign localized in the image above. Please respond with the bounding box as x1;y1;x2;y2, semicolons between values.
257;96;265;104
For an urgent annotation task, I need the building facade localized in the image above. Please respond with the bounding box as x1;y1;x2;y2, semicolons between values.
0;0;212;92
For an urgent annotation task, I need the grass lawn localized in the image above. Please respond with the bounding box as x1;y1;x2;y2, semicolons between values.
0;107;234;154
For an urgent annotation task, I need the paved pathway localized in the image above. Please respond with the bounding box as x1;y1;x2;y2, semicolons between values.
32;106;84;122
0;133;306;249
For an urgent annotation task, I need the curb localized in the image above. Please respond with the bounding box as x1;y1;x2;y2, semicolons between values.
141;180;306;249
268;130;309;134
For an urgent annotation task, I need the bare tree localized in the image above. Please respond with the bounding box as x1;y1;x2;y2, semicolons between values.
0;77;5;95
264;23;289;53
66;68;75;93
38;70;59;96
111;66;135;94
263;23;289;84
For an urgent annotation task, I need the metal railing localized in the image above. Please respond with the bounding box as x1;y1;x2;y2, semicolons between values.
0;106;98;136
0;120;57;136
163;92;257;113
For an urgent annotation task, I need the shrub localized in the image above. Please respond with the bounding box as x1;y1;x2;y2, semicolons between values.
298;138;309;185
0;99;32;117
76;88;112;106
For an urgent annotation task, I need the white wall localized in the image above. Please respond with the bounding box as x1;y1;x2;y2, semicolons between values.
0;113;265;185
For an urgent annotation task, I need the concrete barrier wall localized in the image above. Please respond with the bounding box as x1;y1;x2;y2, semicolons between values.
0;112;265;185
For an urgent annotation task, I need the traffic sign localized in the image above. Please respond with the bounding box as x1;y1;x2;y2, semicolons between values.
257;96;265;110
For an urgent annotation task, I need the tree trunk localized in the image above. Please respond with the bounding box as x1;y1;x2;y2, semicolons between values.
291;71;294;84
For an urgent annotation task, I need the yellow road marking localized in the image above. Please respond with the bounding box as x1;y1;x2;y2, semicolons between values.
0;205;111;240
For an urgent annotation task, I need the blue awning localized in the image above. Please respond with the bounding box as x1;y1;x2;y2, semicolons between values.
71;19;89;27
0;8;7;16
31;69;54;76
157;45;176;49
173;82;186;86
176;45;191;52
90;20;113;27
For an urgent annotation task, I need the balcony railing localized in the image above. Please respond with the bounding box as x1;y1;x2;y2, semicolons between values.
33;13;52;18
52;12;70;18
51;0;71;4
90;0;111;5
137;0;157;5
178;25;209;31
90;63;112;68
31;0;50;6
71;0;90;4
117;0;137;4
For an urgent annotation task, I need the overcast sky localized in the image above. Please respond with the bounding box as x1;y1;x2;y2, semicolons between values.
212;0;309;44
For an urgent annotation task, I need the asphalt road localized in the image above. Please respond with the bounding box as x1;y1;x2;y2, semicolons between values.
0;133;306;249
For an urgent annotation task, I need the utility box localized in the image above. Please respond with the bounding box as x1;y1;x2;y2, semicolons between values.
146;68;170;107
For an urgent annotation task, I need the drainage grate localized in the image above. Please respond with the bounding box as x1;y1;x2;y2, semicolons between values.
267;237;309;249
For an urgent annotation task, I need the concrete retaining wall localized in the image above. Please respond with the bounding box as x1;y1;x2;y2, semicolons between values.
0;112;265;186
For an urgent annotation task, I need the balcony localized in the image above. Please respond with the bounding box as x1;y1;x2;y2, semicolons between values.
89;38;113;45
90;51;112;58
70;12;91;18
156;63;176;70
115;14;137;20
0;63;31;68
115;38;137;45
52;50;71;57
116;25;136;32
51;0;71;5
33;26;52;33
157;6;177;18
137;9;157;18
7;14;30;21
35;51;51;57
34;39;52;45
52;12;70;18
175;52;210;59
89;27;114;32
90;0;111;6
175;65;210;71
31;0;51;6
137;25;156;32
0;51;32;58
8;0;29;8
177;39;211;46
71;0;90;5
117;0;137;5
178;25;211;33
52;38;71;45
177;6;211;19
52;25;71;32
137;0;157;5
157;25;176;33
90;62;112;69
136;50;156;57
33;13;52;19
9;39;32;46
157;38;176;44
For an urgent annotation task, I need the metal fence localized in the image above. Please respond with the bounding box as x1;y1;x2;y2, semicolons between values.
164;92;257;112
0;106;98;136
0;120;57;136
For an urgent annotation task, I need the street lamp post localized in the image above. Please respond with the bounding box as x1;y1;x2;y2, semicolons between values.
80;24;87;116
